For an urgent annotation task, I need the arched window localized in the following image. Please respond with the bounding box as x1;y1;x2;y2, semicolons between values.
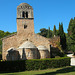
22;11;28;18
26;12;28;18
22;11;25;18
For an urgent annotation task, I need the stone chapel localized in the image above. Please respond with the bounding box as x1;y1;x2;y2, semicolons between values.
2;3;60;60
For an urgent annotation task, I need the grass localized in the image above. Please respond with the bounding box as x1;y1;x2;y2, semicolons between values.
0;52;1;54
0;66;75;75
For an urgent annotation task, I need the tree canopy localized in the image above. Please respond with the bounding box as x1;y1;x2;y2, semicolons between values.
53;25;56;36
67;18;75;53
58;23;66;50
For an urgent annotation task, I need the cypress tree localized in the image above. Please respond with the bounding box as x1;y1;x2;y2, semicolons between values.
67;18;73;36
53;25;56;36
47;27;50;38
59;22;61;35
59;22;66;50
67;18;75;54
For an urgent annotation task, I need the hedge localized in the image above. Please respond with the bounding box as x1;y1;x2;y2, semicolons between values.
0;57;70;72
26;57;70;70
0;60;25;72
0;54;2;60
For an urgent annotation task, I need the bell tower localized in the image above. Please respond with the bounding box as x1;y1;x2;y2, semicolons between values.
17;3;34;35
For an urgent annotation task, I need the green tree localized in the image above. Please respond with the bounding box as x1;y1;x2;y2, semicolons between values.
39;28;48;37
58;22;66;50
67;18;75;54
0;30;5;38
67;18;74;36
53;25;56;36
59;22;64;36
37;28;53;38
56;30;59;36
4;31;11;37
47;27;50;38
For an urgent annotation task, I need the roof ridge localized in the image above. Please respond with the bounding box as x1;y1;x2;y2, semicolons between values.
2;33;17;40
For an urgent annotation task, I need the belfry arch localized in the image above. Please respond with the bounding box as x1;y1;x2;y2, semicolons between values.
22;11;25;18
22;11;28;18
26;12;28;18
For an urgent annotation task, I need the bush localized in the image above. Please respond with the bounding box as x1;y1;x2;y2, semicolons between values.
0;57;70;72
0;60;25;72
0;54;2;60
25;57;70;70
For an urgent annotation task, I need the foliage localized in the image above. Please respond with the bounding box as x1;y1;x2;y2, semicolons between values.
26;57;70;70
50;44;64;58
67;18;75;53
47;27;50;38
56;42;64;53
53;25;56;36
37;24;66;41
0;60;25;72
0;57;70;72
0;54;2;60
56;30;59;36
58;23;67;50
39;28;48;37
67;18;74;36
38;28;53;38
0;39;2;53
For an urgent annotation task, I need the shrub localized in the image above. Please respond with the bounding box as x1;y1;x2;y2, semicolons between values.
0;57;70;72
0;60;25;72
25;57;70;70
0;54;2;60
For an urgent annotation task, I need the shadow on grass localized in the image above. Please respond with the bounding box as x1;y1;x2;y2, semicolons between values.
0;66;75;75
36;66;75;75
0;71;23;75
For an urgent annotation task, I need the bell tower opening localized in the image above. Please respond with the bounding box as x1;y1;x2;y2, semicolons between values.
22;11;28;18
22;11;25;18
26;12;28;18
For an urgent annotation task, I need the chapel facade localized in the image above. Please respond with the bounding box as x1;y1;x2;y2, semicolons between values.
2;3;60;60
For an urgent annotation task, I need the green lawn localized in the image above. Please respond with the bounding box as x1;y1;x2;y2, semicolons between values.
0;66;75;75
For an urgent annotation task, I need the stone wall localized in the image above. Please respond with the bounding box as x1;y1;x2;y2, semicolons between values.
30;34;50;51
39;50;50;59
17;19;34;35
2;33;60;60
2;34;18;60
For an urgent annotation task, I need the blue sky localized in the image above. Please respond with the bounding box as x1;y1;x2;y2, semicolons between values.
0;0;75;33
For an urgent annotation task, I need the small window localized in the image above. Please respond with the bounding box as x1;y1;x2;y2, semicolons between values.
24;25;27;29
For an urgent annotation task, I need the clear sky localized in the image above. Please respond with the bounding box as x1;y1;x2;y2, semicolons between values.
0;0;75;33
